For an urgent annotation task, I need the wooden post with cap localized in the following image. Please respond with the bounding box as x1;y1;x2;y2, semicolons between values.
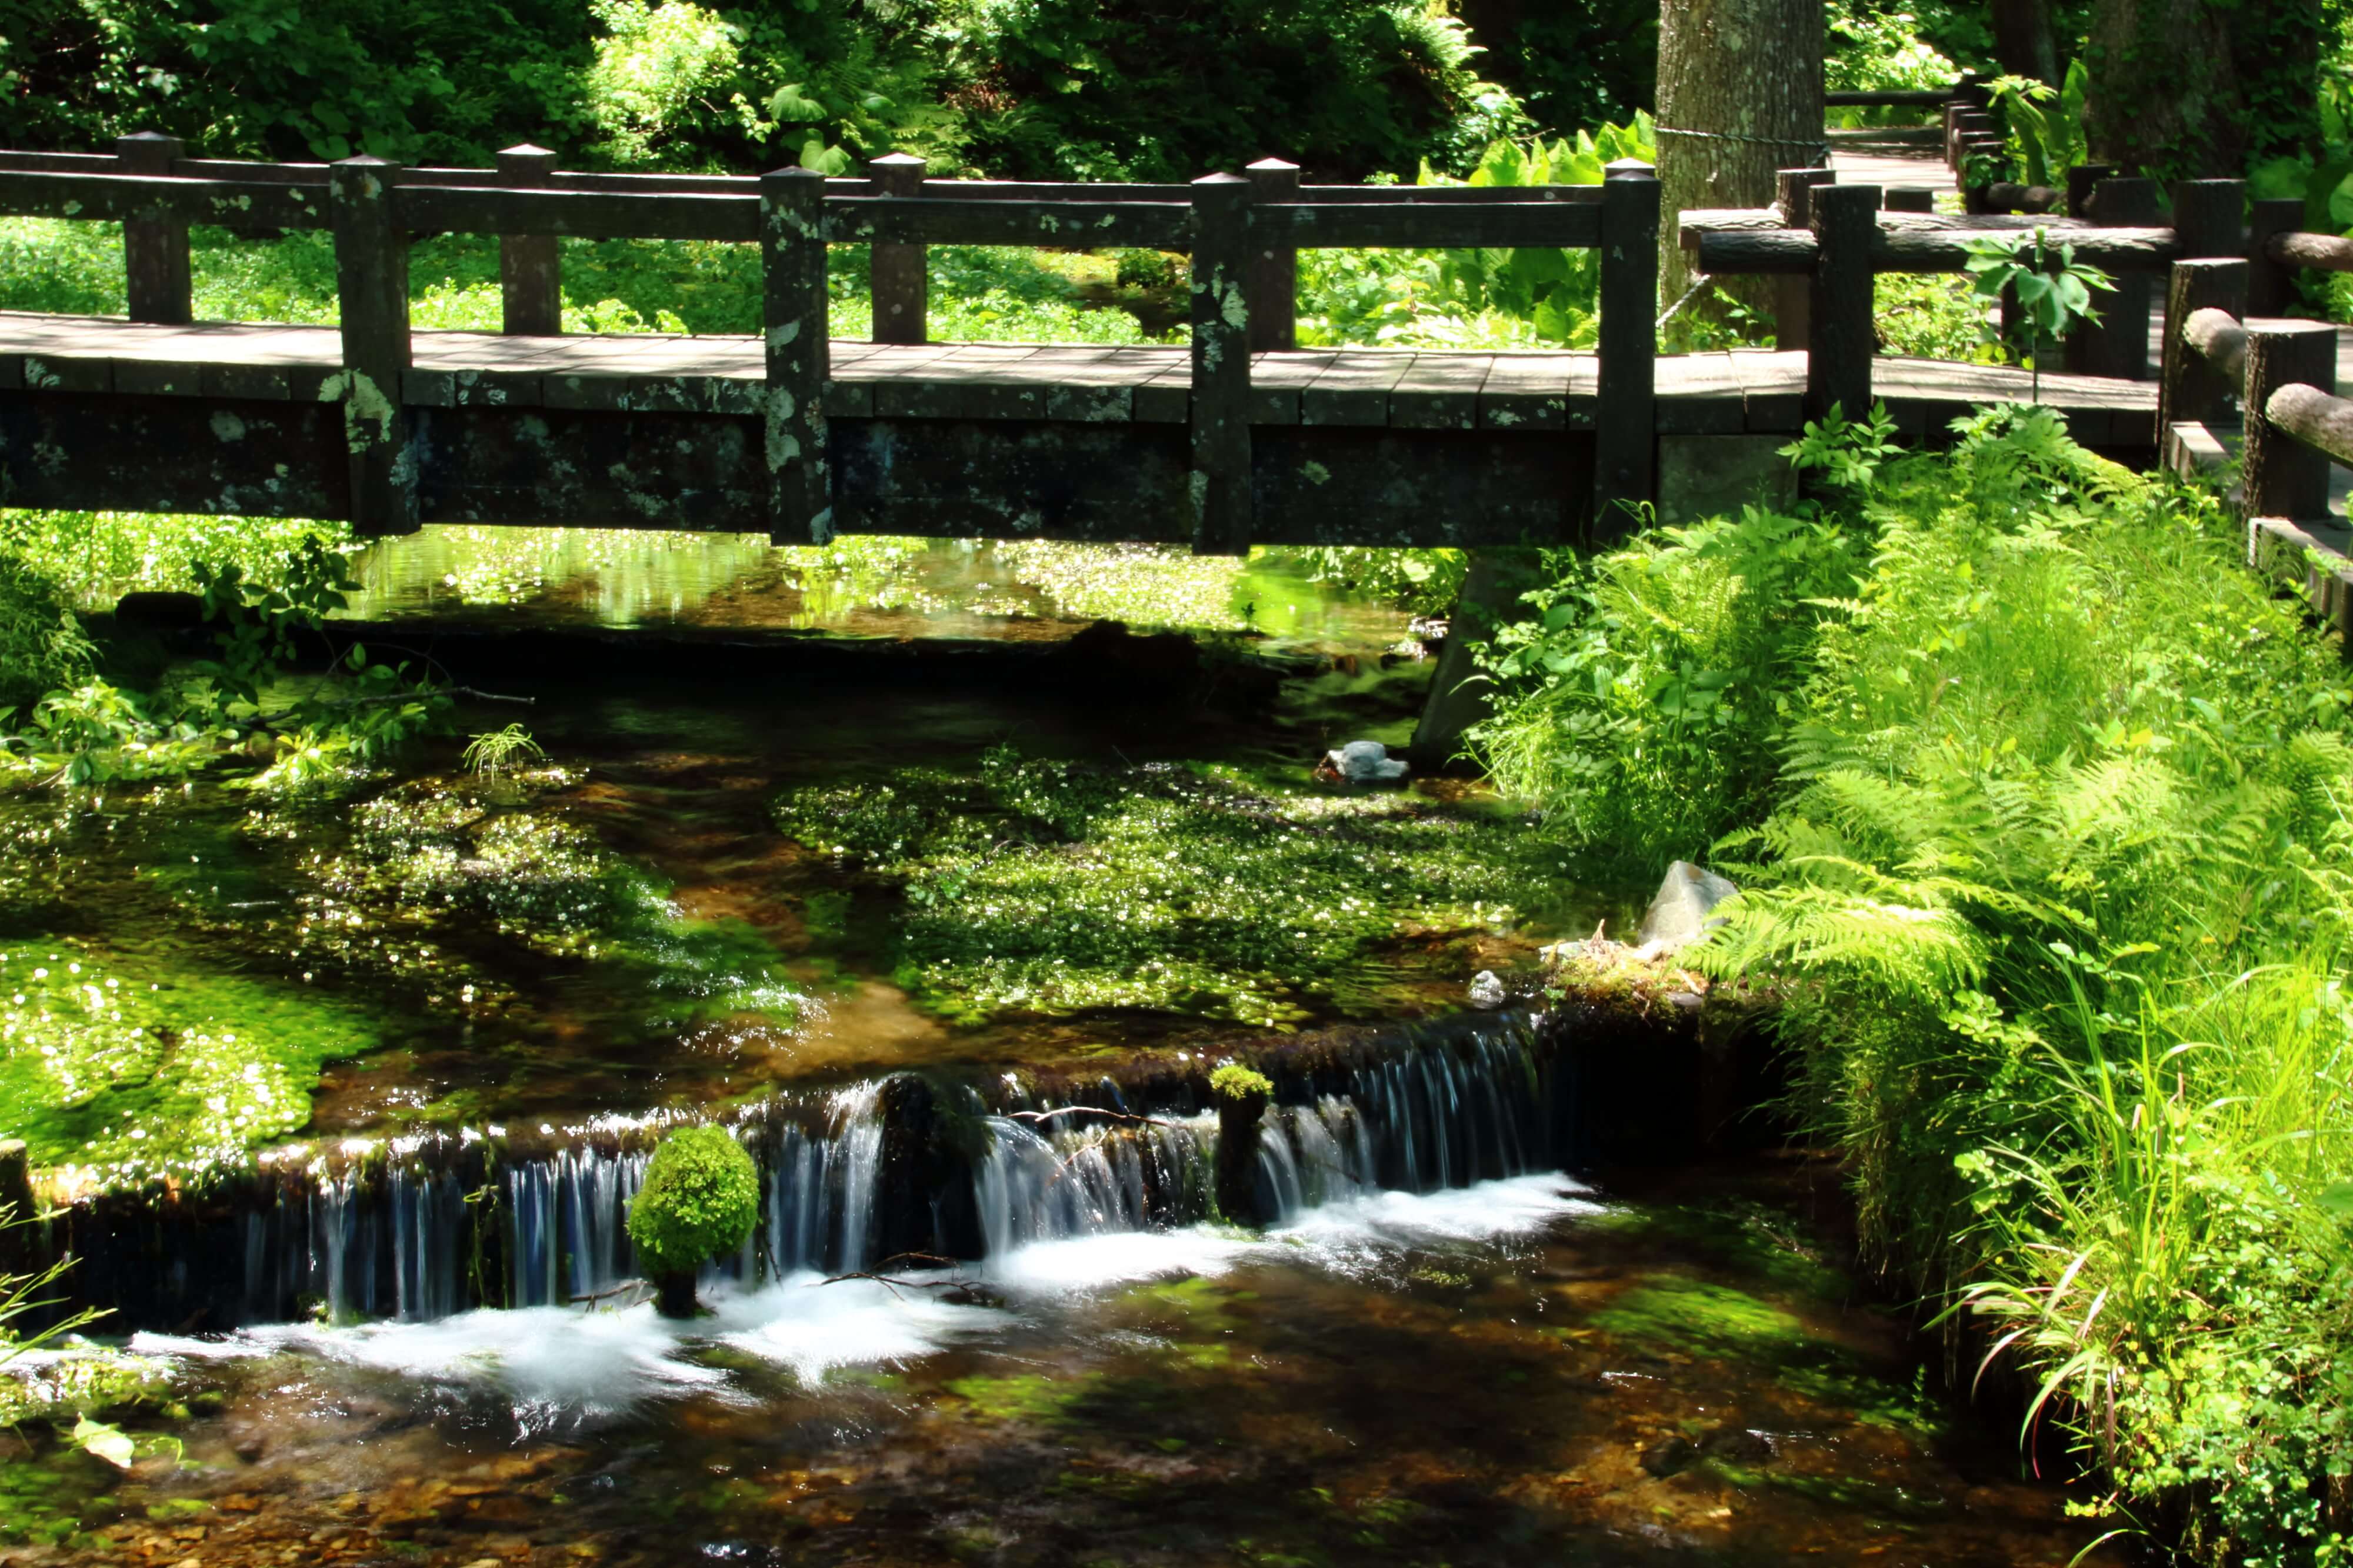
868;152;928;345
118;132;192;325
1244;158;1299;352
496;144;562;335
762;166;832;545
1189;172;1253;556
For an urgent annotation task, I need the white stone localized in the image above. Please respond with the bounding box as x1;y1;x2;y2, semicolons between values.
1636;861;1739;950
1319;739;1409;785
1467;970;1507;1009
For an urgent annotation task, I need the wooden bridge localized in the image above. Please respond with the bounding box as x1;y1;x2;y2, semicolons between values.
0;122;2284;555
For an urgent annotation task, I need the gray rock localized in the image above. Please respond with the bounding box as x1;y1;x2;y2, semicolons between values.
1318;739;1409;785
1636;860;1739;950
1467;969;1507;1009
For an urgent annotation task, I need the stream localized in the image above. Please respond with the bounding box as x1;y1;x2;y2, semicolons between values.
0;528;2113;1564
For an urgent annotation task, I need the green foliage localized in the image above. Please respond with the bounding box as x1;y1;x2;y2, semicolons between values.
1963;228;2114;398
0;560;94;722
1825;0;1961;129
1208;1063;1272;1102
626;1123;758;1277
1598;409;2353;1566
0;0;1544;184
945;0;1531;182
1295;121;1654;349
1472;419;1879;866
1875;273;2004;363
462;724;547;783
1984;65;2091;189
773;745;1568;1027
1251;547;1467;617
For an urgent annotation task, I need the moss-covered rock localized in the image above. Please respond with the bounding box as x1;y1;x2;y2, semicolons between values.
1210;1061;1274;1227
627;1123;758;1317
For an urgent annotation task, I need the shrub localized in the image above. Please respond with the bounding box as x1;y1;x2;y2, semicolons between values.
627;1123;759;1279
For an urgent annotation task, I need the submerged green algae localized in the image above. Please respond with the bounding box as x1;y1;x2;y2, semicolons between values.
774;746;1572;1027
241;770;803;1032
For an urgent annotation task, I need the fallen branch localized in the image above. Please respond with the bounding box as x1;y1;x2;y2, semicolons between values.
1006;1106;1176;1130
570;1278;654;1309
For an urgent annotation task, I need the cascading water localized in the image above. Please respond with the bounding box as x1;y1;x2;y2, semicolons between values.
43;1009;1594;1329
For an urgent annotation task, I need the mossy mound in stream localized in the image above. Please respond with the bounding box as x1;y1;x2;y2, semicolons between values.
0;939;377;1176
773;745;1573;1027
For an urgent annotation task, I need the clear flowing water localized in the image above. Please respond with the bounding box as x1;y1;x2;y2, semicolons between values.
1;532;2119;1564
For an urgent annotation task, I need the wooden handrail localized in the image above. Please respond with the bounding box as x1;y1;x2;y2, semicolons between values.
2267;230;2353;274
1691;220;2179;275
2266;382;2353;466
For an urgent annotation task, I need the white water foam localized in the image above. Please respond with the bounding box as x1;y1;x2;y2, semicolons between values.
129;1173;1600;1424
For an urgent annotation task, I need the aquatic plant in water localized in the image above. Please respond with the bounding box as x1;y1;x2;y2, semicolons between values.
775;746;1568;1027
0;943;378;1175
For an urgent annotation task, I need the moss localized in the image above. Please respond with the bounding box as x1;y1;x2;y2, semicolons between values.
1589;1276;1808;1357
774;746;1575;1027
626;1123;759;1279
944;1372;1101;1424
1210;1063;1272;1102
0;940;378;1176
238;773;800;1032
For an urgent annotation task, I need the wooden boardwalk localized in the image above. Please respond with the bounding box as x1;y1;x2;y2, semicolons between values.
0;308;2161;547
0;311;2158;438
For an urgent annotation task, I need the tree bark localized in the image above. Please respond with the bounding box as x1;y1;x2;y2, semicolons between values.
1990;0;2059;82
2084;0;2321;177
1656;0;1824;325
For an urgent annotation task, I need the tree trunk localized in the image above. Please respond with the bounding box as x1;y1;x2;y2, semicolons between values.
1656;0;1824;325
2084;0;2320;177
1990;0;2059;82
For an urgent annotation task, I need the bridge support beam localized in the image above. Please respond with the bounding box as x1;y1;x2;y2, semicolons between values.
1189;173;1253;556
762;166;832;545
1594;161;1659;538
329;156;418;536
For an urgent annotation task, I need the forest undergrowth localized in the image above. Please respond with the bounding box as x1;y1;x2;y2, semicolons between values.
1476;405;2353;1564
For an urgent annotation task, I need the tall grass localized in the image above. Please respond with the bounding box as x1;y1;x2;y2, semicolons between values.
1478;405;2353;1563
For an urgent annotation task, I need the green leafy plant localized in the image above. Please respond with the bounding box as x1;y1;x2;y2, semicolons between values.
1964;228;2114;402
1985;64;2090;189
462;723;548;783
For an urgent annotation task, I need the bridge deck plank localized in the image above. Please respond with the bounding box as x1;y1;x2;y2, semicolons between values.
0;310;2163;443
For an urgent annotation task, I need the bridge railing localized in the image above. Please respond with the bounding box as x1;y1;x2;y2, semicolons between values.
0;135;1661;548
1683;178;2184;429
2160;208;2353;633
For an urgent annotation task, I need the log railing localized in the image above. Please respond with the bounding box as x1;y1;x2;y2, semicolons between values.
0;135;1659;549
2157;209;2353;634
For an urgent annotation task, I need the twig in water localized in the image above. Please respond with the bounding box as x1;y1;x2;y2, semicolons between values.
1006;1106;1175;1130
570;1278;655;1310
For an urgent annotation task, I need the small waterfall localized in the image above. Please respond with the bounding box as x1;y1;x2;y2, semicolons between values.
38;1006;1658;1330
825;1082;885;1270
974;1112;1217;1253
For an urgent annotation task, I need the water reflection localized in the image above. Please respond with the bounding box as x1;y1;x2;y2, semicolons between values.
338;526;1409;651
